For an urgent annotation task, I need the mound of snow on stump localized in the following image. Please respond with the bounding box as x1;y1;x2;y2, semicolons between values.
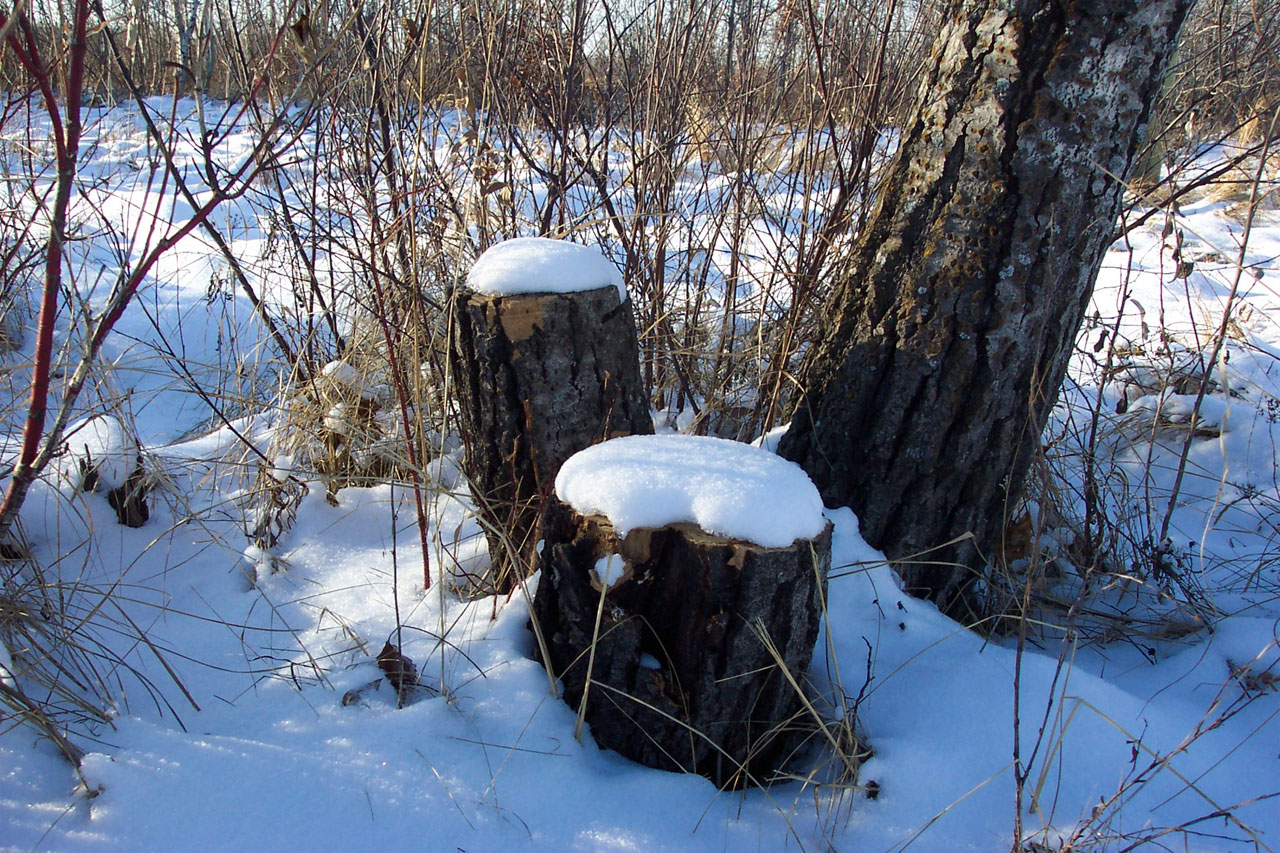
64;415;139;492
466;236;625;301
534;434;832;786
61;415;150;528
555;434;826;547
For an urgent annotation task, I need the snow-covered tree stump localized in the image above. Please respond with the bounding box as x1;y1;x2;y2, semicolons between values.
532;435;831;786
449;238;652;594
65;415;149;528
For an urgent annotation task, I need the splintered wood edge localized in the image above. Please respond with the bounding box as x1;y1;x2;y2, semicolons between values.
464;285;623;343
576;513;832;565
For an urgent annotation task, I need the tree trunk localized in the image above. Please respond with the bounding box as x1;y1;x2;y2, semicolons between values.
532;495;831;787
778;0;1194;615
449;286;652;592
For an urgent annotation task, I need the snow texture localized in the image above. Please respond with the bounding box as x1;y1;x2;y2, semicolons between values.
62;415;137;491
321;360;377;401
594;554;626;588
324;402;355;437
555;434;826;547
465;236;626;301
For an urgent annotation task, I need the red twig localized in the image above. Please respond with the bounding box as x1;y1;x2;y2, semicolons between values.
0;0;90;542
0;0;285;544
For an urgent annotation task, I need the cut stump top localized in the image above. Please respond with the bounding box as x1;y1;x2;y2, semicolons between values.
555;434;826;549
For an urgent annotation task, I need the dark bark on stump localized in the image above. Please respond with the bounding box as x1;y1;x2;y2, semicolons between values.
778;0;1195;615
449;286;652;592
532;496;831;787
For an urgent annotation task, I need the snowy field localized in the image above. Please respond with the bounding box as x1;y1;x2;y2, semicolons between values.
1;98;1279;852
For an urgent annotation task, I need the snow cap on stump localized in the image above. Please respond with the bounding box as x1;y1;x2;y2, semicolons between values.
466;236;626;302
555;434;826;548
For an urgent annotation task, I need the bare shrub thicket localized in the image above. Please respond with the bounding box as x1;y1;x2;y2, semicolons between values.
192;0;951;590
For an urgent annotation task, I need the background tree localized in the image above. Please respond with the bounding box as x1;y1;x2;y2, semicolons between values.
777;0;1198;616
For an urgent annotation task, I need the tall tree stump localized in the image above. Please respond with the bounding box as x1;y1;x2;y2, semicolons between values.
532;435;831;787
449;238;652;593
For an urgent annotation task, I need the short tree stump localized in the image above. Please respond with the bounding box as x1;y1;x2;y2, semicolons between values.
532;435;831;786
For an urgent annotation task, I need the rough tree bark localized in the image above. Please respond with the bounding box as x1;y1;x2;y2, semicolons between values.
532;495;831;787
449;285;652;591
778;0;1196;614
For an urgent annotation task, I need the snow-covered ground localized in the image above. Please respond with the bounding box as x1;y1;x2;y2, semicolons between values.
1;98;1278;851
